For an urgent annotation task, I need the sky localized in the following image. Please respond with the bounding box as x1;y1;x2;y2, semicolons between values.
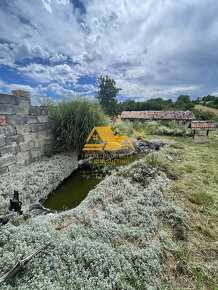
0;0;218;104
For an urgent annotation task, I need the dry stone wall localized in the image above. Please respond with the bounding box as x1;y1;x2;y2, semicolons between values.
0;91;53;175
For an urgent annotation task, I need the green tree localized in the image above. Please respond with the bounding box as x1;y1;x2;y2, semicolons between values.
96;76;121;116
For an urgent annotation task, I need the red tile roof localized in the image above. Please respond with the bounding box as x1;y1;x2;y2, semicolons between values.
191;121;216;130
121;110;196;120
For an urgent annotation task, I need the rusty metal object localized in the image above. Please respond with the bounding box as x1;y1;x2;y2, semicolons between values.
0;244;50;287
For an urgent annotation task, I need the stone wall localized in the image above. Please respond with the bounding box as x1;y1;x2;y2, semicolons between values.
0;90;53;175
193;134;208;143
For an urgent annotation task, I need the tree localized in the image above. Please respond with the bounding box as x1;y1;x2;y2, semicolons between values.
96;76;121;116
174;95;192;110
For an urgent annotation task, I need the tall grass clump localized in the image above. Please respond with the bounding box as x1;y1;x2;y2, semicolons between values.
50;99;109;152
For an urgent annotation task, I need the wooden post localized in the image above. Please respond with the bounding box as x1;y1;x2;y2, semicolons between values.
193;130;195;139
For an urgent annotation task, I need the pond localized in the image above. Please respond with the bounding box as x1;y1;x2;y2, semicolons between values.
42;153;147;211
42;167;100;211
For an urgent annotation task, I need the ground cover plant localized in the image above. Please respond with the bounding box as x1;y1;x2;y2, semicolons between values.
0;148;189;289
0;120;217;289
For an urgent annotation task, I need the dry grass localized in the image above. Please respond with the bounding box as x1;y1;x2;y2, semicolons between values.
195;105;218;117
149;132;218;289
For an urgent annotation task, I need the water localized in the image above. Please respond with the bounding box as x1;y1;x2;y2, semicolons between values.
43;153;146;211
42;168;100;211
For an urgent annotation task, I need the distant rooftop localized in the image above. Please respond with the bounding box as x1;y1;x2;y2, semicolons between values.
191;121;216;130
121;110;196;120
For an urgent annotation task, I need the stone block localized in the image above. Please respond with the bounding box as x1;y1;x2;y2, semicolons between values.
12;105;29;115
30;146;45;158
1;145;19;156
16;151;30;162
29;107;42;115
19;141;35;152
37;115;49;123
4;126;16;136
23;132;37;142
5;135;24;145
16;125;31;134
0;127;5;135
6;115;25;125
31;123;51;132
0;104;13;114
34;139;46;148
36;131;48;139
8;161;25;172
0;167;9;175
40;108;50;115
0;155;16;167
0;136;6;147
0;94;16;104
24;115;38;124
193;134;207;144
15;96;30;107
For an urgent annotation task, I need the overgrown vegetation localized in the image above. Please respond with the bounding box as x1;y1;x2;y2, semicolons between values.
148;132;218;289
50;99;109;152
112;120;192;137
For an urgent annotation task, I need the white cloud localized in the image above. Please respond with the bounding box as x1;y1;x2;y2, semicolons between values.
0;0;218;99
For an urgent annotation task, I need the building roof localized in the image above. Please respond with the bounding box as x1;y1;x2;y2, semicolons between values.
120;110;196;120
190;121;216;130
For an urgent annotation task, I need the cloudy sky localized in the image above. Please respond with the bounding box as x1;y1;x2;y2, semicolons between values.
0;0;218;103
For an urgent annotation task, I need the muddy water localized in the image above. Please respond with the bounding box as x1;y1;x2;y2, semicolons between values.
42;167;100;211
43;154;145;211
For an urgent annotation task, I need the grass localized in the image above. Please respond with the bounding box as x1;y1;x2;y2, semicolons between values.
195;104;218;117
188;191;214;205
146;131;218;289
118;123;217;288
50;99;109;152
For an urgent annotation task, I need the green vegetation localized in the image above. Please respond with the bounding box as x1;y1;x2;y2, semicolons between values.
188;191;214;205
111;120;192;137
192;107;217;121
194;104;218;117
96;75;121;116
148;132;218;289
50;99;109;152
199;95;218;109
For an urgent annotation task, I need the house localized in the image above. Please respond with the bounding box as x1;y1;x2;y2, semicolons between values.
120;110;196;126
82;126;135;151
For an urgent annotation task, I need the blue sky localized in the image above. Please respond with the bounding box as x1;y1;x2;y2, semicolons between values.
0;0;218;104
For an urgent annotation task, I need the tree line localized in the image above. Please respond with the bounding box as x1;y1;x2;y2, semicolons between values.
96;76;218;120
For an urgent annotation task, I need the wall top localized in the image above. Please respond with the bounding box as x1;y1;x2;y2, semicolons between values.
12;90;30;97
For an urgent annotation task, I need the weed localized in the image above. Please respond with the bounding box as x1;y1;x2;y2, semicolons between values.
188;192;214;206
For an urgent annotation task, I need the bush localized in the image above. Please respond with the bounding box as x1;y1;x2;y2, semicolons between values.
112;121;192;137
50;99;109;152
192;109;217;121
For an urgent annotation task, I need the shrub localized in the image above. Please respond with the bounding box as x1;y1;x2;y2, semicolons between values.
112;121;192;137
50;99;109;152
192;109;217;121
